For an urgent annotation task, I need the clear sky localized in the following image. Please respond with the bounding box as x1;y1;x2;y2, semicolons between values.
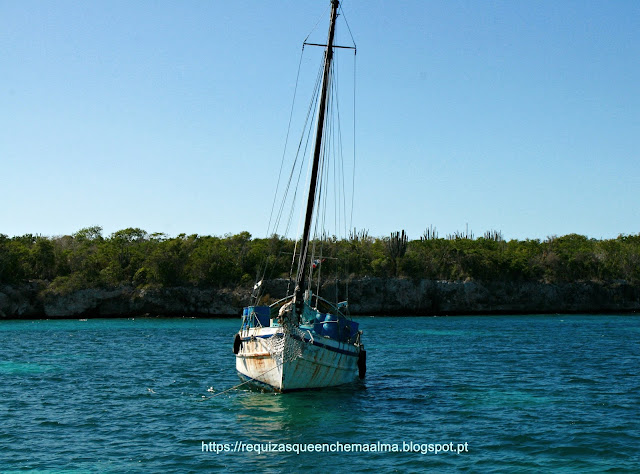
2;0;638;241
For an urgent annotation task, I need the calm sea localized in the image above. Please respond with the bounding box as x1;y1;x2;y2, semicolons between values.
1;315;639;472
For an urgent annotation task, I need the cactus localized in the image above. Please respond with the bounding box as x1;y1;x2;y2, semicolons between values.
386;230;408;276
447;225;474;240
348;228;370;242
421;225;438;241
483;230;504;242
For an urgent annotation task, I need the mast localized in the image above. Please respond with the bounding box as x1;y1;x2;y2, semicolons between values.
294;0;339;314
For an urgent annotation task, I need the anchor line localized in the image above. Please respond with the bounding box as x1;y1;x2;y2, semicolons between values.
197;361;284;401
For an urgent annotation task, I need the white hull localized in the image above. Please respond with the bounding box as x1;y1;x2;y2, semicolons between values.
235;326;360;391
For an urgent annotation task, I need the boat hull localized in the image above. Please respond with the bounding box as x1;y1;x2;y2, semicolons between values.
235;328;360;392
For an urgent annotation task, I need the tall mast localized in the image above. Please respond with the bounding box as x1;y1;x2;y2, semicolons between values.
294;0;339;313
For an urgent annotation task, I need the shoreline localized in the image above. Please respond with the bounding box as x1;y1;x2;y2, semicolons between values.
1;310;637;322
2;278;639;320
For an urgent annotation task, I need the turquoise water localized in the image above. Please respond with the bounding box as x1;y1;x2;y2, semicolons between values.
1;315;639;472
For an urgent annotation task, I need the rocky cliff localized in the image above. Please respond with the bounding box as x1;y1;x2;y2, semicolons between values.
342;278;640;315
1;278;639;319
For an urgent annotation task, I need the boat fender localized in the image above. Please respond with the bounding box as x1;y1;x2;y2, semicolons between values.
233;334;242;354
358;349;366;379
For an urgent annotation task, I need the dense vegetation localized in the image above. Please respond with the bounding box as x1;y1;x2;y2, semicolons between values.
1;226;640;292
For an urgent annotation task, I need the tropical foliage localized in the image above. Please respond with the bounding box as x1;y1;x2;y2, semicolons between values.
2;227;640;290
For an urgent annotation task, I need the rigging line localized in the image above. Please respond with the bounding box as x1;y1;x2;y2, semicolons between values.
331;65;349;298
316;82;329;245
256;48;308;299
260;55;324;295
288;147;311;286
312;168;328;295
296;108;324;289
292;152;314;286
281;110;312;239
287;239;298;295
308;114;330;290
314;233;326;298
313;68;337;295
331;56;346;240
318;92;339;296
338;3;357;51
303;3;331;44
328;59;337;241
319;68;335;233
273;86;316;236
324;57;345;255
273;57;324;237
343;45;356;305
282;130;308;239
265;46;306;239
335;95;345;238
307;144;326;288
334;100;340;242
349;49;357;232
310;208;324;296
329;102;340;243
295;58;335;289
338;75;348;241
258;48;315;294
283;65;323;239
284;63;322;245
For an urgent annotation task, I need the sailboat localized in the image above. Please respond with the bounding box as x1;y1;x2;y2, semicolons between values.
233;0;365;392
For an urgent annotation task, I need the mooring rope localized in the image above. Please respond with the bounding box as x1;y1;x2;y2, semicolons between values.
197;362;283;401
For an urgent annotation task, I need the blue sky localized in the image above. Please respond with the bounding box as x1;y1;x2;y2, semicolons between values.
1;0;638;241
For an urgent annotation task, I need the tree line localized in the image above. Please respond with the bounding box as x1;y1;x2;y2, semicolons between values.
1;226;640;292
